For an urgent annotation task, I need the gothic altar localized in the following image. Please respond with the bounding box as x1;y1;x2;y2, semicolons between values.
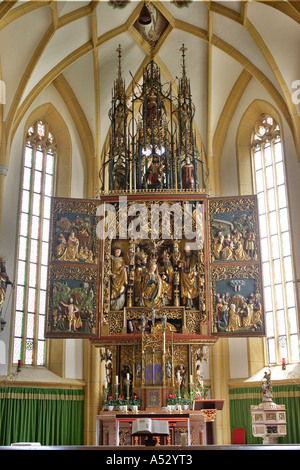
45;45;265;420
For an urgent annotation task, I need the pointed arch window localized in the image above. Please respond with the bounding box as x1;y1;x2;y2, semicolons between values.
13;120;56;367
251;114;299;365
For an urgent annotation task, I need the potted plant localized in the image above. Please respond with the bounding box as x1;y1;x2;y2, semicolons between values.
180;393;191;410
117;395;127;410
129;393;141;410
167;392;178;410
105;396;118;411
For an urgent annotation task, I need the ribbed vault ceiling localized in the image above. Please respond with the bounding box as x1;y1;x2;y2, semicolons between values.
0;0;299;176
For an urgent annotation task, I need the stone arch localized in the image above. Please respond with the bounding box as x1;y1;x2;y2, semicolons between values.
23;102;72;198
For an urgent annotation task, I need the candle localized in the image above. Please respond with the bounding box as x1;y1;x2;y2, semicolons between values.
127;373;130;380
190;375;193;384
116;375;118;384
104;380;108;388
177;372;180;380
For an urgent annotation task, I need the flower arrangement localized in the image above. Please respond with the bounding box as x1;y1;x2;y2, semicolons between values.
129;393;141;407
180;393;190;405
117;395;127;406
105;396;118;407
167;392;178;406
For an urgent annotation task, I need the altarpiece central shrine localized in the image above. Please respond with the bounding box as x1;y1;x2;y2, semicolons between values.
45;45;265;445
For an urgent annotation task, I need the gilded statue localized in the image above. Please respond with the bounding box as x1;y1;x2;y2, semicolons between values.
181;156;194;190
110;246;128;310
113;157;126;190
141;256;163;310
58;229;80;262
179;244;198;309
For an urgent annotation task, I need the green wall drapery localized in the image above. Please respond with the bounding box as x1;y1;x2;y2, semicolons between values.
0;387;84;446
229;385;300;444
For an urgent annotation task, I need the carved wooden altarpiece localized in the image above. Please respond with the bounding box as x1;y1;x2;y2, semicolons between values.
45;47;265;411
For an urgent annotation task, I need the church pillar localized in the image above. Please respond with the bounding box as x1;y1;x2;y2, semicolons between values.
247;337;265;376
83;339;102;445
209;338;231;444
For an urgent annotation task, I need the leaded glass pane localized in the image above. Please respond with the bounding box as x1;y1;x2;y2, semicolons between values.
34;170;42;193
266;311;274;336
277;310;286;335
43;196;51;220
277;185;286;209
37;340;45;366
39;290;46;315
264;145;272;166
29;262;37;287
35;149;43;171
284;256;294;283
286;282;295;308
23;167;31;191
274;141;282;162
255;169;264;193
38;315;45;339
266;165;274;189
30;239;38;263
281;232;290;256
279;336;287;361
14;311;23;337
42;218;50;242
31;215;39;239
17;260;26;286
40;265;48;290
254;149;262;170
16;285;24;310
267;188;276;211
271;234;280;259
268;338;276;364
260;238;269;262
20;212;28;237
19;236;27;260
259;214;267;238
26;312;35;338
257;192;266;215
46;154;54;174
44;173;53;196
27;287;36;312
276;161;285;185
262;261;271;287
21;189;30;213
273;259;282;285
274;284;284;310
288;308;298;333
269;211;278;235
32;193;41;217
264;286;273;311
24;146;33;167
279;207;288;229
41;242;49;265
13;337;22;364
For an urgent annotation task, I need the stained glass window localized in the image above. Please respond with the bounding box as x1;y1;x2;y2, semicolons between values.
13;121;56;367
251;114;299;365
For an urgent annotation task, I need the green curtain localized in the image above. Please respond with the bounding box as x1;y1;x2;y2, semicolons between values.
0;387;84;446
229;385;300;444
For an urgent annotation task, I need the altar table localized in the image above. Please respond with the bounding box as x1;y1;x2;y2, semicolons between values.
96;411;206;446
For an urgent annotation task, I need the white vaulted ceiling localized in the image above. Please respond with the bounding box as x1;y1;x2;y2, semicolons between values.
1;0;299;177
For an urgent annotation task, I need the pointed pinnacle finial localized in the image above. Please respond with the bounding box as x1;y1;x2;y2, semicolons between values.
180;44;187;75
